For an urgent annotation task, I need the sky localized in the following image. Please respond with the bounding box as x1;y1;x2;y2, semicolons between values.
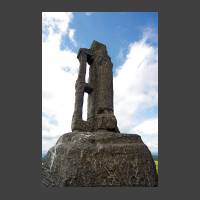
42;12;158;155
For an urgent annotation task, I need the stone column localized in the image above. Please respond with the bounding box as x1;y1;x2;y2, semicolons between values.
89;41;119;132
96;55;114;114
71;51;87;131
71;41;119;132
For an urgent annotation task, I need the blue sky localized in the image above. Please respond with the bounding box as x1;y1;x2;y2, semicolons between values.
42;12;158;155
60;12;158;72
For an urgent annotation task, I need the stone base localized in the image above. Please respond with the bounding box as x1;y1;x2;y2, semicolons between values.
93;113;119;132
42;131;158;187
71;114;119;132
71;118;91;132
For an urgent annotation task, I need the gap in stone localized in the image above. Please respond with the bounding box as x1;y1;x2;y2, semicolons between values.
82;93;88;121
85;63;90;83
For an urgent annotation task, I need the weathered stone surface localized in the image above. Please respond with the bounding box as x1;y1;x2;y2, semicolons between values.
71;40;119;132
42;40;158;187
42;131;158;187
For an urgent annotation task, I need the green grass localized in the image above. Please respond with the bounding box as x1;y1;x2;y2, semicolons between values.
154;160;158;174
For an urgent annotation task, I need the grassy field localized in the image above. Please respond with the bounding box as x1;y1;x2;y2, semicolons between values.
154;160;158;174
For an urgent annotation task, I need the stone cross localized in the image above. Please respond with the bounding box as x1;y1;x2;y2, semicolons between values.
71;40;119;132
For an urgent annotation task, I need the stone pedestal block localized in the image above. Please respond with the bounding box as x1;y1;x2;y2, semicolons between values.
42;131;158;187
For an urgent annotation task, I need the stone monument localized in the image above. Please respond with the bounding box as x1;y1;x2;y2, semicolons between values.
42;41;158;187
71;40;119;133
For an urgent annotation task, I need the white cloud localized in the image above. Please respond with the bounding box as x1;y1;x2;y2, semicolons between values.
114;28;158;152
42;12;158;154
42;12;79;152
133;118;158;153
68;28;77;47
42;12;76;45
145;138;158;153
142;26;158;44
42;12;73;33
85;12;94;16
133;118;158;135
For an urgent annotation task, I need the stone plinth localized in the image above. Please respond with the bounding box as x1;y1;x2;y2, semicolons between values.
42;131;158;187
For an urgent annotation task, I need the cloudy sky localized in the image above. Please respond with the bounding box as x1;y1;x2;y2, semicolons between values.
42;12;158;155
